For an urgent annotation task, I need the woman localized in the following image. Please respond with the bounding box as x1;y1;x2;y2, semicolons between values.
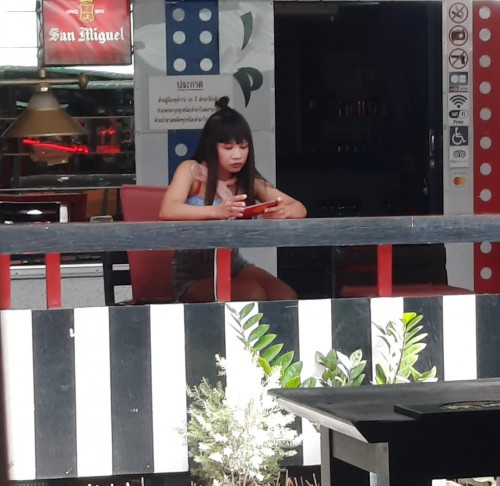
159;96;307;303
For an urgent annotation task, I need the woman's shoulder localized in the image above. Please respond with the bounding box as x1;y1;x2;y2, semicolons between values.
175;159;199;172
176;160;207;176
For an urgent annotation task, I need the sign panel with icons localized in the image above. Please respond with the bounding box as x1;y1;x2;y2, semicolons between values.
446;0;473;187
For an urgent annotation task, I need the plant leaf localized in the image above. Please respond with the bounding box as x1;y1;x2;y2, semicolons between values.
300;377;317;388
261;343;283;362
242;313;264;331
350;349;364;362
405;333;427;347
315;351;327;366
349;361;367;380
238;303;255;320
272;351;294;369
351;373;366;386
253;333;277;351
282;376;301;388
258;356;272;375
286;361;303;376
403;342;426;356
248;324;269;342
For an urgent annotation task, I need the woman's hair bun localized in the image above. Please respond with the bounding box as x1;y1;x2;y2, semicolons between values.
215;96;230;110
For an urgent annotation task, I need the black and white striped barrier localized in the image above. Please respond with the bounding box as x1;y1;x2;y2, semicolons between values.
0;293;493;480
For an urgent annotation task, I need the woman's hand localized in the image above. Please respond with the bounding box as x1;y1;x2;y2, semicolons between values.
260;197;288;219
254;178;307;219
212;194;247;219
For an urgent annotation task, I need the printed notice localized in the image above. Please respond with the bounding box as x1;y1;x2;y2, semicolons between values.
149;75;234;130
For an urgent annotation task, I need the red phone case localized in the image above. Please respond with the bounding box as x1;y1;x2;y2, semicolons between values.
239;200;279;219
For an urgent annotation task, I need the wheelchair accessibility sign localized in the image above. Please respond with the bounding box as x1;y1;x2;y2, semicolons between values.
450;126;468;146
449;126;469;168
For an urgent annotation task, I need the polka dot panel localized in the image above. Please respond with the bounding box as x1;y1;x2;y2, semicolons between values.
474;243;500;292
474;2;500;214
473;2;500;292
165;0;219;76
167;130;202;182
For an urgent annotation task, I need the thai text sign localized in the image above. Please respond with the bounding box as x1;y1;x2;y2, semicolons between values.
149;75;234;130
42;0;132;66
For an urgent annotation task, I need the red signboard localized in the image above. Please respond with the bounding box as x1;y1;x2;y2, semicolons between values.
42;0;132;66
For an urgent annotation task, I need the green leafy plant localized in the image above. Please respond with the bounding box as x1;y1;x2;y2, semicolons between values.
374;312;437;384
227;303;316;388
314;312;437;387
315;348;366;387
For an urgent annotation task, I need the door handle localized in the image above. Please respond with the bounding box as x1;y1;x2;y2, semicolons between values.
428;129;435;158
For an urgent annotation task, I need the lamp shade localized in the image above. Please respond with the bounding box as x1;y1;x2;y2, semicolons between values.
1;91;87;138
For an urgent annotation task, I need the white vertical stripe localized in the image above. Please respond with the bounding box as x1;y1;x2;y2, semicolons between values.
0;310;35;480
150;304;188;472
298;299;331;466
370;298;404;380
74;307;112;477
298;299;332;380
442;295;477;381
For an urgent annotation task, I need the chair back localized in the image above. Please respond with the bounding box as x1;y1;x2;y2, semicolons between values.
119;184;174;304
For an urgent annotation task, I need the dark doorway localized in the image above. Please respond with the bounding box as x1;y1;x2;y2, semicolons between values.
274;1;443;298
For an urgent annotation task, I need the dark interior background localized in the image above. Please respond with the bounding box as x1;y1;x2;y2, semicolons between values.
274;1;444;298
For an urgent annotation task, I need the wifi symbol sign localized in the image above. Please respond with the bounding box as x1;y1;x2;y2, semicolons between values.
450;95;468;108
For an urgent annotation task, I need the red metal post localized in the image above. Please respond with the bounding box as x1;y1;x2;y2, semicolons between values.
377;245;393;297
0;256;11;310
215;248;232;302
46;253;62;308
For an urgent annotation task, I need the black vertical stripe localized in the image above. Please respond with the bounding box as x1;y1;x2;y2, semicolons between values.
259;300;300;359
258;300;302;467
331;298;372;383
32;309;77;479
184;302;226;472
476;294;500;378
404;297;445;380
184;302;225;389
109;305;153;475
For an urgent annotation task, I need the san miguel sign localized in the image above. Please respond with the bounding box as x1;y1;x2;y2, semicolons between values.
42;0;132;66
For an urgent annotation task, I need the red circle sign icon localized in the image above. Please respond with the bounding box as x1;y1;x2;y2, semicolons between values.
449;48;468;69
449;2;468;24
449;26;468;46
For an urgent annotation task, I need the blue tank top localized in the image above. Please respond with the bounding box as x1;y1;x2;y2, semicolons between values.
186;195;222;206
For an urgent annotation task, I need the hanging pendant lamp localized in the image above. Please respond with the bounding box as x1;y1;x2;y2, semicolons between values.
2;89;87;138
0;70;89;138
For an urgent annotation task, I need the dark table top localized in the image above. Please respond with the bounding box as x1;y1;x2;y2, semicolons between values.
269;378;500;443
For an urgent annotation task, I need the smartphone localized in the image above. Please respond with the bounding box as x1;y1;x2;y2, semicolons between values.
239;200;279;219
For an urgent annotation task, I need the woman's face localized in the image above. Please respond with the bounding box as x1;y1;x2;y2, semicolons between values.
217;141;249;176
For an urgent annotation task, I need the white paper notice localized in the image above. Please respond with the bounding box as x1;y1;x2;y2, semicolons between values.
148;75;234;131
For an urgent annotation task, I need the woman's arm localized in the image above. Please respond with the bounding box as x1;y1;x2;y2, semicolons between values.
159;160;247;221
254;178;307;219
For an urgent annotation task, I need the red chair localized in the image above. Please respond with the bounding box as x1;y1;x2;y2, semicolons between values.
119;184;175;304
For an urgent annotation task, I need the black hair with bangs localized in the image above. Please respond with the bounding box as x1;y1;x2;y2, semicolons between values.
191;96;261;205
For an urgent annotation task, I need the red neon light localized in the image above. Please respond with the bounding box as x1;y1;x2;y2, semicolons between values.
23;138;89;154
97;127;117;136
